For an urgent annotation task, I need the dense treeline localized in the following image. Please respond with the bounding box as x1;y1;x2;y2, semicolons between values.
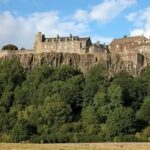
0;59;150;143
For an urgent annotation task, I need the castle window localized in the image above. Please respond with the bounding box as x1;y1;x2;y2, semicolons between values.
95;58;98;62
80;42;82;48
116;44;119;48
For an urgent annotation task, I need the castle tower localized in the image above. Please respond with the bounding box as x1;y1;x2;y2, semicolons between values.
34;32;43;53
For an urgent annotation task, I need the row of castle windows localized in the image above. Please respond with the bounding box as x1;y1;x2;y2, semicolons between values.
112;45;148;53
116;40;148;48
43;42;84;49
44;45;78;50
115;41;150;49
45;38;80;42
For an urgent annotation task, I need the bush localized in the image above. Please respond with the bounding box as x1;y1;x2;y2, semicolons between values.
114;135;139;142
77;134;105;142
2;44;18;50
135;126;150;142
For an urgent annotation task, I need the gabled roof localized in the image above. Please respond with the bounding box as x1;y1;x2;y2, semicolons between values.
110;35;148;45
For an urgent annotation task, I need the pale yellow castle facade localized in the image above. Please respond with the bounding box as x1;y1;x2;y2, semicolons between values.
34;32;107;54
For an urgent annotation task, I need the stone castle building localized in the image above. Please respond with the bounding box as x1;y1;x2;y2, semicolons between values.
1;32;150;73
33;32;150;69
109;35;150;68
34;32;108;55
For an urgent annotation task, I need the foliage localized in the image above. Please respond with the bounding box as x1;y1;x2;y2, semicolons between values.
0;59;149;142
105;107;135;138
137;96;150;124
83;63;108;106
2;44;18;50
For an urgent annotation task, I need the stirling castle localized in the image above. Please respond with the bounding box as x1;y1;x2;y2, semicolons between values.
1;32;150;75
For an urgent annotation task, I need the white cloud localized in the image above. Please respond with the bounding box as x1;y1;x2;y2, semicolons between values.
74;0;137;23
73;9;89;22
0;11;89;48
127;7;150;37
90;0;136;22
0;0;137;49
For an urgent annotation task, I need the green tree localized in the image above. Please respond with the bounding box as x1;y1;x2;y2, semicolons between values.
137;96;150;124
93;89;109;123
11;120;36;142
108;84;123;109
105;107;135;138
81;106;98;134
83;63;108;106
14;65;52;106
2;44;18;50
60;75;84;120
52;65;80;81
0;59;25;114
39;94;71;127
111;72;146;109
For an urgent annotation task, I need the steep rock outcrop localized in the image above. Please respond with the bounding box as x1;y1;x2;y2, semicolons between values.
0;52;142;76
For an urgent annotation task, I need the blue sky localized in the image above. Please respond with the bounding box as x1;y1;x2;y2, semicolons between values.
0;0;150;48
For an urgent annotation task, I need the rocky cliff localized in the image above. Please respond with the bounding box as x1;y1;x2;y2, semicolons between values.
0;52;143;76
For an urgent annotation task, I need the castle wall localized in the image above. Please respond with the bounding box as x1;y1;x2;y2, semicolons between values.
34;32;90;54
40;39;87;54
0;50;34;58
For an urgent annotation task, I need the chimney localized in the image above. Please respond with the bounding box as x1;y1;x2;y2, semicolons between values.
123;35;127;38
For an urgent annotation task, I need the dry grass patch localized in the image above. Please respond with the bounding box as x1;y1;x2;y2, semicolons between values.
0;143;150;150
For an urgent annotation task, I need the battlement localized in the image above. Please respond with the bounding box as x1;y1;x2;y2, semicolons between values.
0;49;34;58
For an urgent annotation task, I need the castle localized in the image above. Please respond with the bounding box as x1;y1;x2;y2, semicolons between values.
33;32;150;69
109;35;150;68
1;32;150;72
34;32;108;55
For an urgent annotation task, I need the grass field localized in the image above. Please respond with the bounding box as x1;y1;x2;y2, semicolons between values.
0;143;150;150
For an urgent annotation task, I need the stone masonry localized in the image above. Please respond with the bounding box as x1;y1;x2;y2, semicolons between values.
1;33;150;76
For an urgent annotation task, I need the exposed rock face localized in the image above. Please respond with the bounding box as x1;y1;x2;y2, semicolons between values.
1;52;102;73
0;52;144;76
108;53;139;77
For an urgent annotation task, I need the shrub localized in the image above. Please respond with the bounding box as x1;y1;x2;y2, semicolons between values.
2;44;18;50
114;135;139;142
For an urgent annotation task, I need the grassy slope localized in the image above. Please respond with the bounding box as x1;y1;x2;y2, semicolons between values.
0;143;150;150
